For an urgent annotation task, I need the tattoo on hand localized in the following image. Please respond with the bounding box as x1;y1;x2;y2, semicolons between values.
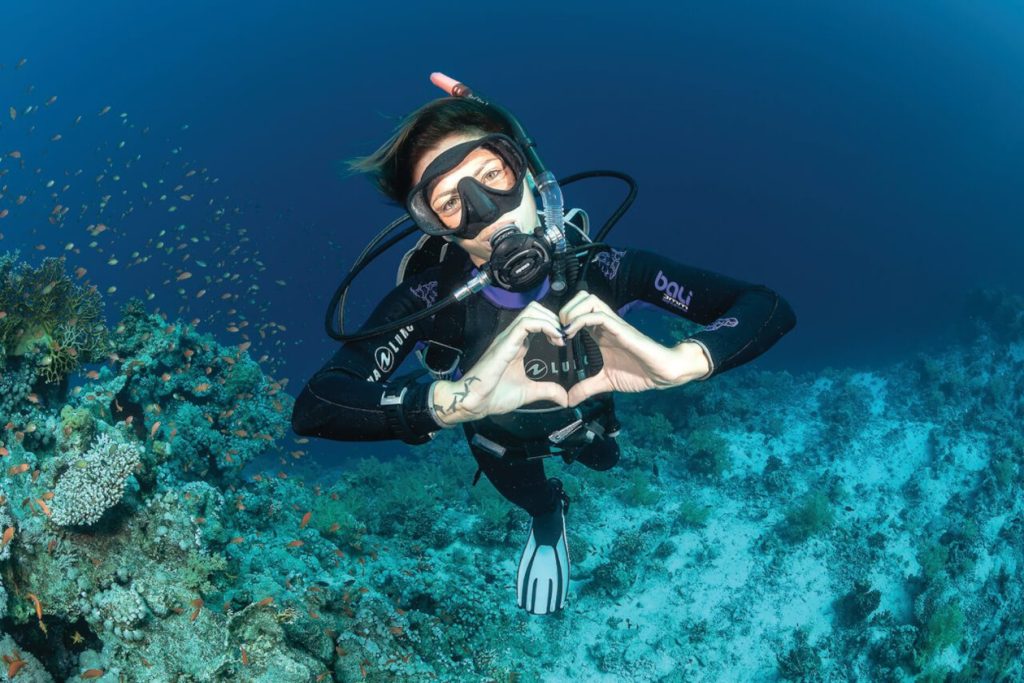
435;376;480;416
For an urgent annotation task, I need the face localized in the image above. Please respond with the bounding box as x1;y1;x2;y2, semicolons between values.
411;132;538;267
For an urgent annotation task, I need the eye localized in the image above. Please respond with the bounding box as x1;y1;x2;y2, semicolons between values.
439;196;460;215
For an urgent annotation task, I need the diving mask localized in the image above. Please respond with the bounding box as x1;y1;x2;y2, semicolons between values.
406;133;529;239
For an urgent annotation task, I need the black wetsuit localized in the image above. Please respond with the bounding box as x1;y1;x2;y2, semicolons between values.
292;237;796;516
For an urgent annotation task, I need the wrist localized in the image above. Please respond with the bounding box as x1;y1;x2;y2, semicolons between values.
430;380;470;426
670;340;714;385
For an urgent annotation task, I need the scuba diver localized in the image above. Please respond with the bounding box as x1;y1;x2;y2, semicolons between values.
292;73;796;615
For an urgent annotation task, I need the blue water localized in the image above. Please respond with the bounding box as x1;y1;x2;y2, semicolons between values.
3;2;1024;680
7;2;1023;379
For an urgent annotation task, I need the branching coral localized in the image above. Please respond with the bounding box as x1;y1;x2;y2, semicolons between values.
51;432;142;527
0;252;110;384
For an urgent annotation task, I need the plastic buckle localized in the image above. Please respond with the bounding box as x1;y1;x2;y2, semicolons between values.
548;408;585;444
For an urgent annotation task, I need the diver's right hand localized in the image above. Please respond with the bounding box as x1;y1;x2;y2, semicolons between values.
430;302;568;425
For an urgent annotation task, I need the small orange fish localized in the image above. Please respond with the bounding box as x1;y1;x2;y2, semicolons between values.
26;593;43;621
35;498;50;517
191;598;204;608
150;421;161;437
229;536;245;544
255;597;274;607
176;271;192;281
2;527;14;546
26;394;40;404
328;522;340;533
81;669;104;679
8;463;29;476
299;511;312;529
241;647;249;665
194;383;210;392
238;341;251;352
286;540;304;548
8;660;26;679
0;447;8;457
85;370;99;380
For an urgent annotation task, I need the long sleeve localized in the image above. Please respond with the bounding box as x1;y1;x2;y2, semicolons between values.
593;246;796;380
291;268;446;442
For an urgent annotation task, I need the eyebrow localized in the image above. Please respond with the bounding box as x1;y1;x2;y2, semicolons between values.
431;159;498;207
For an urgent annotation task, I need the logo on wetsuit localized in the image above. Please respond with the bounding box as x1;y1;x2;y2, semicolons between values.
704;317;739;332
654;270;693;312
366;324;416;382
525;358;549;379
524;357;575;381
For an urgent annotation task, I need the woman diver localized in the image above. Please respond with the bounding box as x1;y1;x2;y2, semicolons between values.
292;74;797;615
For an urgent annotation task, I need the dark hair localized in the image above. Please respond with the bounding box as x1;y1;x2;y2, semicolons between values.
346;97;514;205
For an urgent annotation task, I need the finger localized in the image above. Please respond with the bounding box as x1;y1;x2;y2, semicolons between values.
524;301;562;325
563;311;619;339
567;374;614;406
558;290;592;325
528;381;569;408
508;315;565;347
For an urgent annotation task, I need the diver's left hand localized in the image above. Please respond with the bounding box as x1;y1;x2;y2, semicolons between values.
559;290;702;407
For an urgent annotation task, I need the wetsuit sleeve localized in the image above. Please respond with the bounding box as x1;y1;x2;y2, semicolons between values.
291;272;445;442
593;246;796;380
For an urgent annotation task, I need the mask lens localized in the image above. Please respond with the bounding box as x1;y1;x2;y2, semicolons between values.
428;152;515;228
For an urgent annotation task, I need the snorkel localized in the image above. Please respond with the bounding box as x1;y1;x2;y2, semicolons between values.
429;72;570;296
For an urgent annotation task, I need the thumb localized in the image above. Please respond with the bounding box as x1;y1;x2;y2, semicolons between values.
567;375;612;407
528;381;569;408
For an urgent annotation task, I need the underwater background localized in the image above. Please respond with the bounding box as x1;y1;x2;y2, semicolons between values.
1;1;1023;681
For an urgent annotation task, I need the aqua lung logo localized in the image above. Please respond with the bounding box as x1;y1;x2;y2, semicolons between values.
375;347;395;373
654;270;693;312
524;357;572;379
525;358;549;379
365;325;415;382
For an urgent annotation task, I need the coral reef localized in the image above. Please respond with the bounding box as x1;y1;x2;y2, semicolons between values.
1;247;1023;682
